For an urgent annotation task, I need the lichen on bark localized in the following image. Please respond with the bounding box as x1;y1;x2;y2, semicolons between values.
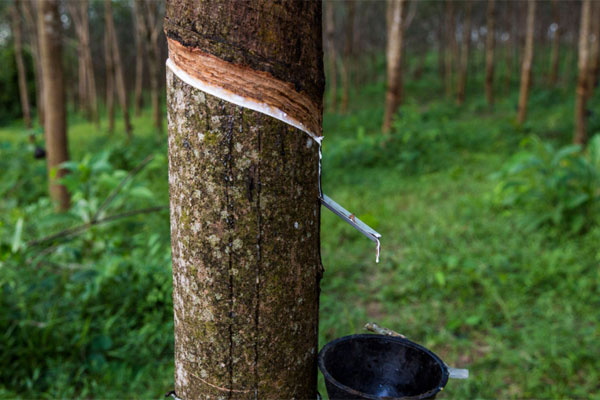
167;68;322;399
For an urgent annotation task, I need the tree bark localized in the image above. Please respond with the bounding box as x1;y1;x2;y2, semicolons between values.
325;0;337;112
164;1;324;398
10;1;32;129
548;0;560;86
517;0;536;125
68;0;97;124
133;0;146;117
21;0;43;126
587;0;600;94
444;0;456;98
456;0;472;105
105;0;133;139
382;0;405;133
104;8;115;135
340;0;354;114
574;0;591;145
484;0;496;105
39;0;69;211
143;1;163;135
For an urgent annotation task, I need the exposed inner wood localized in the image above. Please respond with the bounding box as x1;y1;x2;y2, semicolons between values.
168;38;322;139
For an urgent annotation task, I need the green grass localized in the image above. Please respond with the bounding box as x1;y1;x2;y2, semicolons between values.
1;57;600;399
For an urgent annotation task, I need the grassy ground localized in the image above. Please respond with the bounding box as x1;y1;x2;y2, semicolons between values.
1;60;599;398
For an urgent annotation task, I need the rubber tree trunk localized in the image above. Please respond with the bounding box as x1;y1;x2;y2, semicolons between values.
484;0;496;105
133;0;146;117
105;0;133;139
503;0;515;94
587;0;600;94
69;0;97;124
39;0;69;211
164;1;324;398
104;3;115;134
548;0;560;86
517;0;536;125
325;0;337;112
340;1;354;114
22;0;43;126
382;0;405;134
144;1;163;135
444;0;456;98
574;0;591;145
10;1;32;129
456;0;472;105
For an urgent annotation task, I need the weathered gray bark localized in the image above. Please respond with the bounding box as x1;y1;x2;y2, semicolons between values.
382;0;405;133
165;1;324;398
456;0;472;105
39;0;69;211
517;0;535;125
574;0;591;145
10;0;32;129
484;0;496;105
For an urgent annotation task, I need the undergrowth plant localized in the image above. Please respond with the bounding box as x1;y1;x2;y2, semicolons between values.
493;135;600;234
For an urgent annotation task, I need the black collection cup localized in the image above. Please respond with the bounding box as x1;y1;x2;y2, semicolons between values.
318;334;449;400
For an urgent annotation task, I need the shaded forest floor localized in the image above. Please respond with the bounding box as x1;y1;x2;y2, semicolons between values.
1;70;600;398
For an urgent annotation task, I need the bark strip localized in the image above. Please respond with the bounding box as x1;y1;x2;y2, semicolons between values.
168;39;322;139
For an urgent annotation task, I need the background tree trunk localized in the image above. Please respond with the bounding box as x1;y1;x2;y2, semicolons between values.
517;0;536;125
574;0;591;145
104;8;115;135
164;0;324;398
587;0;600;94
10;0;32;129
143;1;163;135
132;0;146;117
456;0;472;105
21;0;43;126
39;0;69;211
325;0;337;112
548;0;560;86
444;0;456;98
341;1;355;113
382;0;405;133
68;0;97;124
485;0;496;105
105;0;133;139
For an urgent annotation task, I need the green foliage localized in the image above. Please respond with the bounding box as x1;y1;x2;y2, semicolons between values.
493;135;600;233
0;45;36;125
0;129;172;398
1;47;599;400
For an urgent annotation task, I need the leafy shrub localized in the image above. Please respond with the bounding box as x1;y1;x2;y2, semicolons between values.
493;135;600;233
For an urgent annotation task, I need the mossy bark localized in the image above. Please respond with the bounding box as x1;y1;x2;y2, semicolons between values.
165;1;324;398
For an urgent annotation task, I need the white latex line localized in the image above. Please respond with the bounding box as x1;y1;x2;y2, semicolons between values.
166;59;322;143
167;58;381;262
